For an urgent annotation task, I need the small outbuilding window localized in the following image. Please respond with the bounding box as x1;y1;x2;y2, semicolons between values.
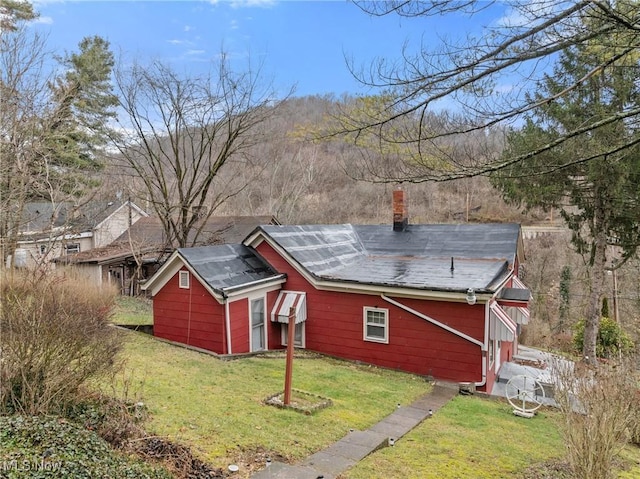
65;243;80;254
179;270;190;289
363;307;389;343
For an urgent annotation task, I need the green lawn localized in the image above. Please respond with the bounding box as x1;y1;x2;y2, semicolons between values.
112;296;153;325
115;330;430;471
110;298;640;478
342;395;640;479
342;396;563;479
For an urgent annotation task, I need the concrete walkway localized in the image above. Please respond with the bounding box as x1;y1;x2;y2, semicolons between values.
250;381;459;479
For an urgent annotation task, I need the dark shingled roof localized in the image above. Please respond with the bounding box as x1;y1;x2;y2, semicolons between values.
256;223;521;293
178;244;283;294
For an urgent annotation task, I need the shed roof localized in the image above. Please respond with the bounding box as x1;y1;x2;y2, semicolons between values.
251;223;521;293
178;244;284;294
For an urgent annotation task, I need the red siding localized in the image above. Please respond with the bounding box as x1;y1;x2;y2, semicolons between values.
501;339;514;364
229;298;249;354
256;241;488;386
153;267;226;353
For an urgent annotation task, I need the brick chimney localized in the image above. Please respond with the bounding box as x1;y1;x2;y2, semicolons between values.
393;187;408;232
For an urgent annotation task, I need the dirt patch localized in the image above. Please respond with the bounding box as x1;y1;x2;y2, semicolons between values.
134;436;225;479
517;459;573;479
229;445;290;476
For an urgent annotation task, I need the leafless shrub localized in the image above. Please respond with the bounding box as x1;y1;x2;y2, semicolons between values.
630;392;640;446
0;271;122;415
552;358;639;479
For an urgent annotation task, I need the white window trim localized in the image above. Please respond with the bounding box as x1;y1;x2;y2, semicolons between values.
363;307;389;344
248;294;267;352
179;270;190;289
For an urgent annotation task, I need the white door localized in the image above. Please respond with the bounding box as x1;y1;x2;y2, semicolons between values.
250;298;266;352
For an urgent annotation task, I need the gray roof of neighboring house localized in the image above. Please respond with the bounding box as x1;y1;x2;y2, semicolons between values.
179;244;283;294
253;223;522;293
113;215;278;247
19;200;137;238
56;215;279;265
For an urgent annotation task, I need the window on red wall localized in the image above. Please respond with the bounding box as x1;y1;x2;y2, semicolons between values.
363;307;389;343
179;270;190;289
282;322;304;347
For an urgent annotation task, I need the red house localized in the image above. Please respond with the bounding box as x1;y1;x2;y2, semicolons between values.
142;192;530;393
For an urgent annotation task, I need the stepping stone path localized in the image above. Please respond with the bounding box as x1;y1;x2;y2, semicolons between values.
249;381;459;479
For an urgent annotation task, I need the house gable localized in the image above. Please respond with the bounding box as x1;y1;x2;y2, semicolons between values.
93;201;148;248
143;244;286;302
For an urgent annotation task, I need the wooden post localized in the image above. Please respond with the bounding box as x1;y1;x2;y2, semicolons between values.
283;306;296;405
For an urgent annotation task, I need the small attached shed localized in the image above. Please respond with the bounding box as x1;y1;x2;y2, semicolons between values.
141;244;286;354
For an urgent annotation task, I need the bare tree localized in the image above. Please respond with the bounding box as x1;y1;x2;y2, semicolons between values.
0;19;49;267
342;1;640;182
110;57;287;248
1;4;118;268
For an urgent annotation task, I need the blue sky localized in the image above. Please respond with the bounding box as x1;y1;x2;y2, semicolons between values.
31;1;508;99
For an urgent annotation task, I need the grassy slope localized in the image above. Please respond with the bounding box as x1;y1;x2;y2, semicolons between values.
111;298;640;478
117;330;430;469
343;395;640;479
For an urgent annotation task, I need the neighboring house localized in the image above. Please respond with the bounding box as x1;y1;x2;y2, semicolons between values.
11;200;147;268
142;190;531;393
57;215;279;295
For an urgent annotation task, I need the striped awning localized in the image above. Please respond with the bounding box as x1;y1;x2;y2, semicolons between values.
489;302;517;342
271;291;306;324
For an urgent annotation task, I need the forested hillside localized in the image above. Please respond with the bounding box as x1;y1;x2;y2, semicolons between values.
102;95;546;227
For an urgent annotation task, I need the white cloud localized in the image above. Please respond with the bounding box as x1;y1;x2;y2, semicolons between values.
168;39;193;45
186;49;206;56
33;15;54;25
230;19;239;30
184;25;192;32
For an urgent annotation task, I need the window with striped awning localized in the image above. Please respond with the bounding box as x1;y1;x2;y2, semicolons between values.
271;291;306;324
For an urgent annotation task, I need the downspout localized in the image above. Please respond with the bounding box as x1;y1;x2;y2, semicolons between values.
381;294;487;387
478;301;490;388
224;293;232;355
